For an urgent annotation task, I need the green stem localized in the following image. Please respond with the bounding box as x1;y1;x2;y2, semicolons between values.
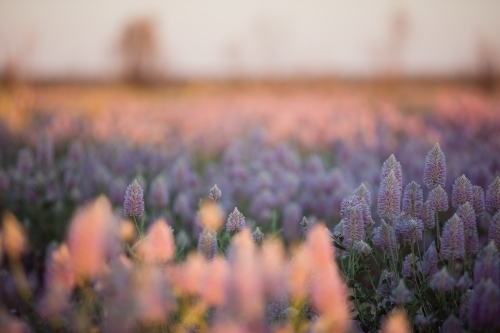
133;216;143;238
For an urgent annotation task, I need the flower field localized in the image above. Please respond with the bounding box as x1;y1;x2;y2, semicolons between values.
0;83;499;332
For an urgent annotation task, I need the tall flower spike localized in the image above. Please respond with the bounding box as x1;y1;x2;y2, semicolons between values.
341;203;364;248
457;203;479;256
123;179;145;217
486;176;500;213
489;211;500;248
472;185;485;217
469;279;500;331
402;181;423;220
208;184;222;202
198;229;217;260
441;214;465;260
395;215;423;245
340;195;361;219
378;169;402;219
372;220;396;251
452;175;473;207
423;143;446;189
390;280;412;306
402;254;421;279
429;185;449;212
473;241;499;286
353;240;372;256
378;270;397;299
421;242;439;277
226;207;245;232
430;267;455;293
354;183;373;227
381;154;403;191
421;200;435;228
459;290;473;323
456;272;472;292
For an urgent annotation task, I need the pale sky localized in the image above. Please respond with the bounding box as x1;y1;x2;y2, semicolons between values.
1;0;499;80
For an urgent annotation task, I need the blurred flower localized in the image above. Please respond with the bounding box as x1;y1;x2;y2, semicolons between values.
423;143;446;189
226;207;245;232
402;181;423;220
452;174;473;207
486;176;500;213
108;178;127;206
36;132;54;169
459;290;473;323
353;240;372;256
148;175;169;208
441;315;462;333
402;254;421;279
201;256;229;306
16;148;34;177
473;241;499;286
67;196;117;279
441;214;465;260
429;185;449;212
251;227;264;244
198;200;224;231
378;269;397;299
174;193;190;217
381;309;411;333
456;272;472;292
457;202;478;256
430;267;455;293
421;242;439;277
378;170;402;219
135;218;175;264
469;278;500;331
123;179;145;217
390;280;412;306
2;212;26;258
421;200;435;228
209;184;222;201
489;211;500;248
472;185;485;217
198;228;217;260
300;216;309;233
282;202;302;241
373;220;396;251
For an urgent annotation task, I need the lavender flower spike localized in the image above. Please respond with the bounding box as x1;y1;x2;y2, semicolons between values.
441;214;465;261
423;143;446;189
441;315;462;333
421;242;439;277
353;241;372;256
390;280;412;306
252;227;264;244
124;179;145;216
469;279;500;331
341;203;365;248
457;203;479;256
489;211;500;248
421;200;435;228
208;184;222;202
486;176;500;213
459;290;473;323
402;181;423;220
198;228;217;260
354;183;373;227
473;241;499;286
429;185;449;212
381;154;403;191
452;174;473;207
372;220;396;251
378;169;402;219
472;185;485;217
226;207;245;232
430;267;455;293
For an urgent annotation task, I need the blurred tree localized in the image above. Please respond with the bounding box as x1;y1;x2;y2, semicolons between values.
118;17;162;84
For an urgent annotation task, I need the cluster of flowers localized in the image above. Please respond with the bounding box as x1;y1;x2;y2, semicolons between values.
0;139;499;332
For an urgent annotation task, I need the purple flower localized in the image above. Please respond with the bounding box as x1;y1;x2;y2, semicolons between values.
149;175;169;208
252;227;264;244
226;207;245;232
108;178;127;206
390;280;412;306
469;279;500;331
457;203;479;256
452;174;473;207
381;154;403;191
354;183;373;228
430;267;455;293
456;272;472;292
486;176;500;213
341;202;364;248
353;240;372;256
429;185;449;212
378;170;402;219
123;179;145;217
421;200;435;229
282;202;302;241
472;185;485;217
372;220;396;251
340;195;361;219
402;181;423;220
402;254;421;279
173;193;190;218
459;290;473;323
395;215;423;245
489;211;500;248
441;214;465;260
198;229;217;260
423;143;446;189
473;241;500;286
441;315;462;333
378;269;397;299
208;184;222;201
